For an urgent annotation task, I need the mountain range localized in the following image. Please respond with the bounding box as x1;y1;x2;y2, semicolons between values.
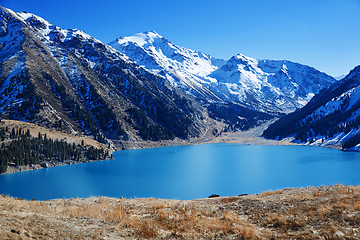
110;31;336;115
0;6;341;148
0;6;213;147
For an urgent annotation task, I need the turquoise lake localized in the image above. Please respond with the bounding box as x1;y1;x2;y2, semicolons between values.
0;144;360;200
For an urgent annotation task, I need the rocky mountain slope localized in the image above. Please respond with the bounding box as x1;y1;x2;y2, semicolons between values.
263;65;360;150
0;6;338;147
0;6;221;147
111;32;336;115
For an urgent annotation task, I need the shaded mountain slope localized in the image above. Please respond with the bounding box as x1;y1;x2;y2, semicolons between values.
0;7;212;145
263;65;360;150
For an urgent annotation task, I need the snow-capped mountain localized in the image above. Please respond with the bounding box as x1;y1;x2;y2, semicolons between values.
0;5;342;147
211;54;336;113
109;31;226;101
0;6;276;145
110;32;336;114
0;6;214;145
263;65;360;150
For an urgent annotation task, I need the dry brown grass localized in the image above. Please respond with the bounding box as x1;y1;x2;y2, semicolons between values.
0;119;111;152
261;189;284;197
313;189;320;197
0;185;360;239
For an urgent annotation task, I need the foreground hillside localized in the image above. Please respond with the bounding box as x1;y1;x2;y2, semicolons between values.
0;185;359;239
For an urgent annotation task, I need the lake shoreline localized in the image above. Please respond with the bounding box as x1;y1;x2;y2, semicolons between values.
4;138;358;201
1;130;295;175
2;121;344;175
3;157;114;175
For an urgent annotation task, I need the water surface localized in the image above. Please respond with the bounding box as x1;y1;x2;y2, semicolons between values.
0;144;359;200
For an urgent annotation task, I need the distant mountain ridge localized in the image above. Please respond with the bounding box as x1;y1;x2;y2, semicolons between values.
263;65;360;150
110;31;336;115
211;54;336;114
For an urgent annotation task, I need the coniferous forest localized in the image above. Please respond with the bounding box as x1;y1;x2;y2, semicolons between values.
0;125;110;173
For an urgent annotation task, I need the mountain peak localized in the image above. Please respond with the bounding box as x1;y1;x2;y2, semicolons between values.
0;6;209;143
114;31;165;47
142;30;163;38
211;52;336;113
15;10;53;29
232;53;258;65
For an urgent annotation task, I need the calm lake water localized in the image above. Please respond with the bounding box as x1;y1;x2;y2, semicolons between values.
0;144;360;200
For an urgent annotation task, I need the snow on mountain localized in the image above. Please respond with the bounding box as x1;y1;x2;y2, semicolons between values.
15;10;98;43
0;6;214;142
12;10;130;64
211;54;336;113
0;5;341;143
111;32;336;114
109;31;226;101
0;8;28;114
263;65;360;150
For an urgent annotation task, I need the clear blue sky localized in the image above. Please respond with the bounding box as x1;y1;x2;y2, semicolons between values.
1;0;360;77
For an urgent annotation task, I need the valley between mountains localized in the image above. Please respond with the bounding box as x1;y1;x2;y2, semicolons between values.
1;4;360;240
0;4;360;174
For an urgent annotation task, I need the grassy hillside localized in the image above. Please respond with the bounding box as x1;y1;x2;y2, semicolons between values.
0;185;359;239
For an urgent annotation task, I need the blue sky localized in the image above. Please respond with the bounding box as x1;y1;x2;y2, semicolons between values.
1;0;360;77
